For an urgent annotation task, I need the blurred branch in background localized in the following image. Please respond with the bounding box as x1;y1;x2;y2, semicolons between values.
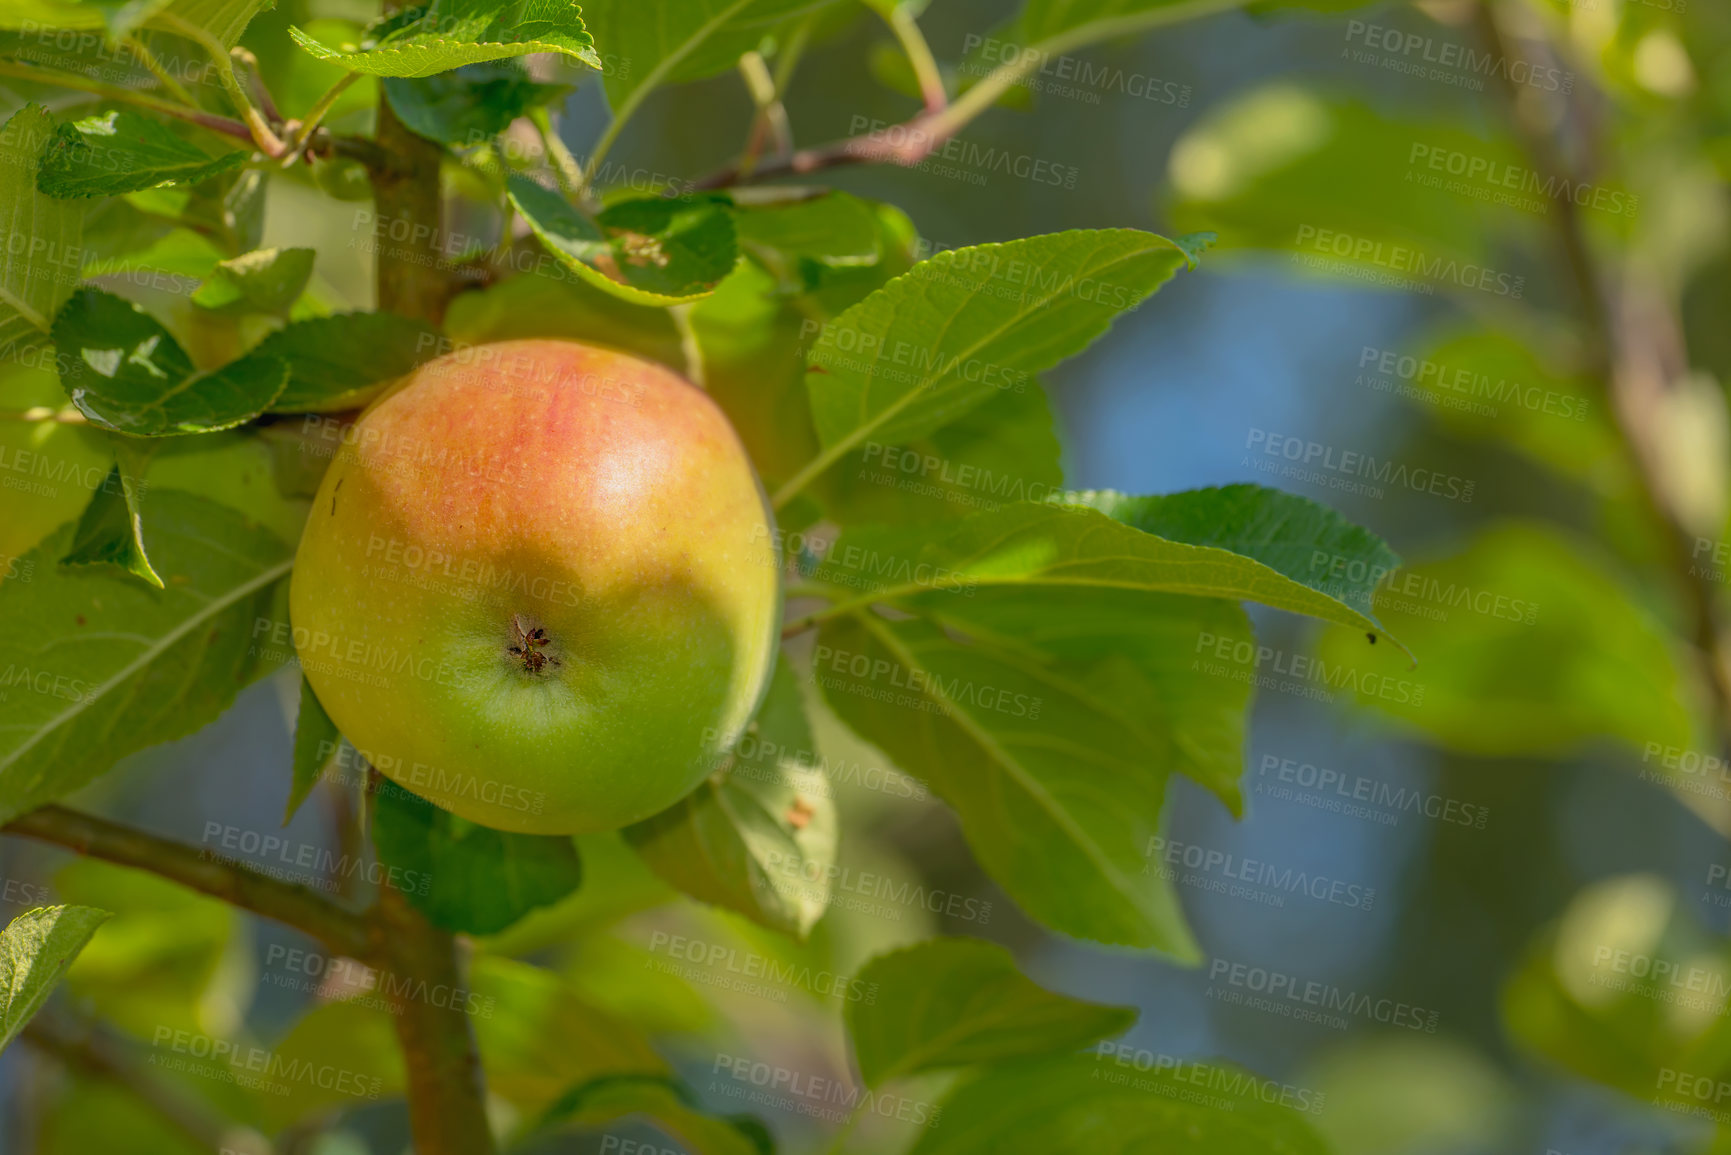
24;1012;271;1155
1476;0;1731;766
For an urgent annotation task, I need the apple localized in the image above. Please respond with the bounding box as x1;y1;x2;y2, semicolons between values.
288;339;782;834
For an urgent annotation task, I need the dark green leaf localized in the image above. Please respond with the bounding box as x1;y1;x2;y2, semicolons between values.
848;938;1136;1085
383;60;570;146
372;782;584;935
1070;484;1401;624
60;437;162;588
286;676;342;824
815;500;1399;643
0;905;110;1054
507;175;739;305
0;490;295;826
191;247;317;314
36;110;247;201
626;659;837;938
52;288;288;434
290;0;602;78
253;311;442;412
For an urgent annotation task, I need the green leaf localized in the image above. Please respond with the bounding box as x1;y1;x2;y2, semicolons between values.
908;1053;1331;1155
1168;86;1513;277
1070;484;1401;626
0;107;83;354
791;230;1200;498
813;611;1195;953
372;782;584;936
1502;874;1731;1102
60;437;162;588
36;110;248;201
289;0;602;79
383;60;569;146
0;490;294;826
1314;522;1697;757
534;1073;770;1155
582;0;839;130
253;311;442;412
819;381;1063;524
471;953;667;1113
900;586;1255;814
0;905;110;1054
733;190;884;273
444;266;689;369
626;659;837;938
507;175;740;306
149;0;275;47
816;500;1399;644
51;858;241;1039
52;288;289;435
848;938;1136;1085
191;247;317;314
286;676;342;824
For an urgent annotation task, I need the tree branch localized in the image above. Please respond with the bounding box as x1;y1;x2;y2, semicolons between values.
1475;0;1731;748
2;805;369;958
25;1012;272;1154
690;0;1246;191
369;883;497;1155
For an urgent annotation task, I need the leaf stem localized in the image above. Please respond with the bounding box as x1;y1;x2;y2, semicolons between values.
531;106;586;198
285;71;360;159
886;5;946;113
0;57;253;144
3;805;370;957
0;406;87;424
156;12;287;156
230;46;282;124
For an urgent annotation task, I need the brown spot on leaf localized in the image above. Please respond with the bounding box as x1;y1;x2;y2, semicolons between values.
786;796;815;830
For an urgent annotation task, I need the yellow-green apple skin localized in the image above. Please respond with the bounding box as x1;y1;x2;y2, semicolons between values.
289;339;781;834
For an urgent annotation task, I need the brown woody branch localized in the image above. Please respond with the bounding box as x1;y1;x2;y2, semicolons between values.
1475;0;1731;750
3;805;369;958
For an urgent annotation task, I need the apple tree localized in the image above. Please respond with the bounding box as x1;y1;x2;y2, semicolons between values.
0;0;1723;1152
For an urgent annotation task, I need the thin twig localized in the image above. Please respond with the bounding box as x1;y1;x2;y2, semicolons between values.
690;0;1246;192
886;5;947;114
3;805;370;958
